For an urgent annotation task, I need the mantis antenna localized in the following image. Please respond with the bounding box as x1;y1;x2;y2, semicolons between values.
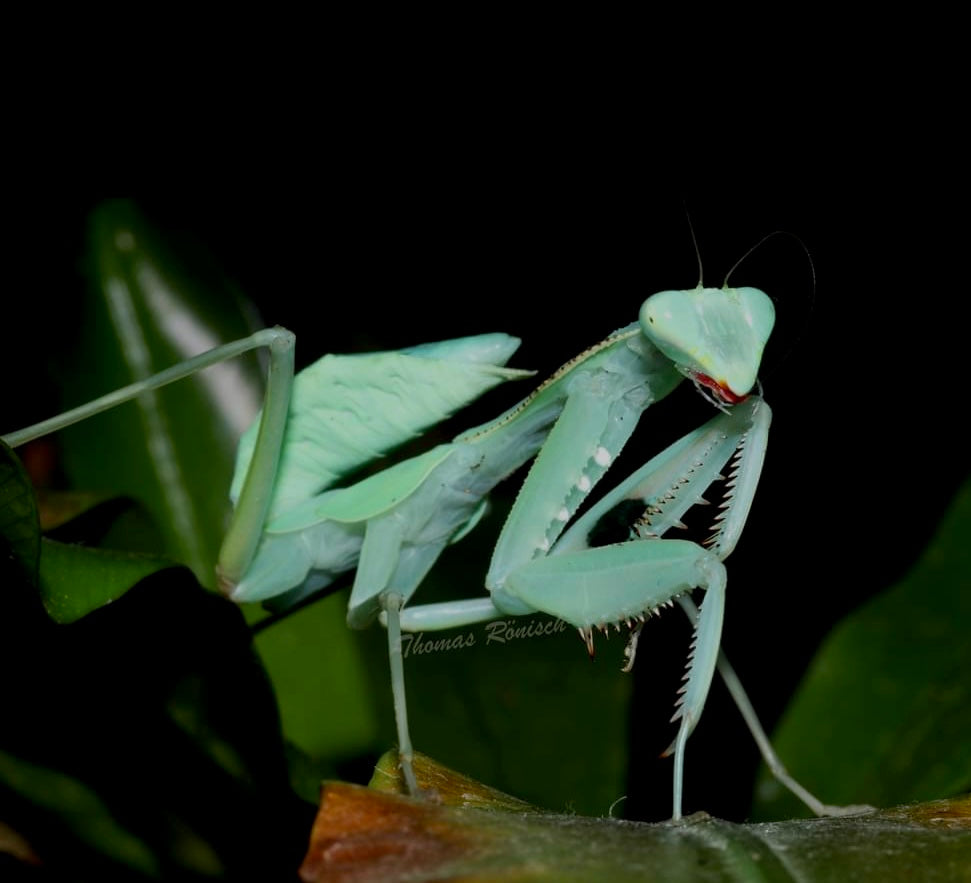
683;205;706;287
722;230;817;381
722;229;815;290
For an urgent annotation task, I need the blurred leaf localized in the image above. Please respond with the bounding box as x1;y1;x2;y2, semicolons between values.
0;565;308;880
252;590;380;798
42;494;166;555
0;819;40;868
35;488;149;548
0;748;159;877
36;489;133;533
302;754;971;882
0;439;40;583
753;478;971;819
58;200;266;587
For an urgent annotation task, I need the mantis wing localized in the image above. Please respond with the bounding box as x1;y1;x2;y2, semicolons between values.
230;446;462;605
229;334;532;520
267;446;458;531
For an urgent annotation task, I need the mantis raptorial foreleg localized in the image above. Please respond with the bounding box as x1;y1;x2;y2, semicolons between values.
399;393;769;818
382;284;773;813
397;378;859;819
676;596;872;817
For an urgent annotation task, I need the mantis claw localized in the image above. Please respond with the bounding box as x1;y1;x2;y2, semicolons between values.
578;627;596;658
622;623;643;673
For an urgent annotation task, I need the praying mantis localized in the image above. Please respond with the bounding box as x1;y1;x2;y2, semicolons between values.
2;221;864;823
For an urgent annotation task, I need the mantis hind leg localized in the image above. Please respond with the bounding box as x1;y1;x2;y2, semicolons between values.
384;592;420;796
1;326;297;594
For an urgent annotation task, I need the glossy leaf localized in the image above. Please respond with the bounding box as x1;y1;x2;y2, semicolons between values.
753;477;971;819
58;200;266;587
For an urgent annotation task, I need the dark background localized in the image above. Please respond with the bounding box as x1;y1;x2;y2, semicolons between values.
3;176;966;820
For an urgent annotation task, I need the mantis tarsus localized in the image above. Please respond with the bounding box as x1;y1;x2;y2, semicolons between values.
4;273;864;822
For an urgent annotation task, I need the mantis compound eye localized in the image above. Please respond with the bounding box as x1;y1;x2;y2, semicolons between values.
639;286;775;401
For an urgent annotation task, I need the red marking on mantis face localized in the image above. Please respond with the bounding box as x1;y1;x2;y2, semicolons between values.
693;372;747;405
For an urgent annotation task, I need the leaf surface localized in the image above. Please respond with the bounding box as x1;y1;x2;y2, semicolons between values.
753;477;971;818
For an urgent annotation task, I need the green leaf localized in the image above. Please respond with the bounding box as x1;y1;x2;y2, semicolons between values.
58;200;266;587
37;537;175;624
753;478;971;819
4;436;187;625
251;589;380;799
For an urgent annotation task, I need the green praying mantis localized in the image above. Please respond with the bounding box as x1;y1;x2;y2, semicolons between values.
3;253;865;823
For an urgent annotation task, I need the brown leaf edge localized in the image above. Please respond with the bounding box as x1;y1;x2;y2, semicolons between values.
300;752;971;883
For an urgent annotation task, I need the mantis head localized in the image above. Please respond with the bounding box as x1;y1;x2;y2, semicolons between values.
639;286;775;404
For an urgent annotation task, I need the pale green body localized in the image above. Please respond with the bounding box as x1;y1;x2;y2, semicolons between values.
6;283;866;820
234;323;681;620
223;284;778;816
